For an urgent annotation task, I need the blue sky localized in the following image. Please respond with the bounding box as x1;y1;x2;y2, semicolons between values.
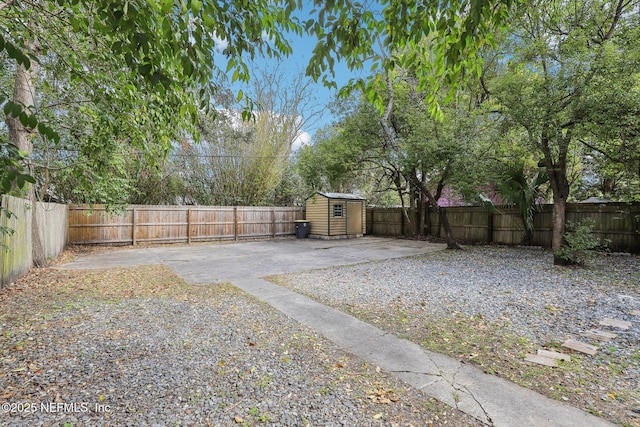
213;39;350;145
212;4;369;148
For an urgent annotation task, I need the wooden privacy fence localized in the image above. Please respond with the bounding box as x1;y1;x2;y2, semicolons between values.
1;195;68;287
367;203;640;253
68;205;305;245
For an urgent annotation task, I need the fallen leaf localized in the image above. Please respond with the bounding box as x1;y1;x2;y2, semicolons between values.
234;416;244;423
373;413;383;419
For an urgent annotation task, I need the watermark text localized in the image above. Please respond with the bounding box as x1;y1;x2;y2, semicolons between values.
1;401;111;414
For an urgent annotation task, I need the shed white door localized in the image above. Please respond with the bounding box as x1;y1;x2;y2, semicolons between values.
347;201;362;234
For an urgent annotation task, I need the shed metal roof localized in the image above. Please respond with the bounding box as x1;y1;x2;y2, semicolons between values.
315;192;366;200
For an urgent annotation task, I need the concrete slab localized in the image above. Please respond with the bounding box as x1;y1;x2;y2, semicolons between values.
63;238;444;278
60;237;615;427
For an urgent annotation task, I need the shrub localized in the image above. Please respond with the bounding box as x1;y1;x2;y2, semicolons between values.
555;218;608;266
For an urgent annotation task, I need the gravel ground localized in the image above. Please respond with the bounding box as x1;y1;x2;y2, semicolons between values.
0;265;480;427
273;245;640;426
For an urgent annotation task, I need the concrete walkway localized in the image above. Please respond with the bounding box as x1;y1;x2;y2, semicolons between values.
62;237;615;427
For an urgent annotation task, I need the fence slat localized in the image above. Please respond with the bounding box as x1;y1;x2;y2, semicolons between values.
132;207;137;245
187;208;191;244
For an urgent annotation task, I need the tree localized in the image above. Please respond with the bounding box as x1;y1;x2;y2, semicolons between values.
1;0;520;197
489;0;640;264
295;97;384;198
305;0;518;114
298;70;491;249
494;162;548;243
164;65;320;206
300;0;521;248
1;0;524;197
0;0;302;262
376;69;495;249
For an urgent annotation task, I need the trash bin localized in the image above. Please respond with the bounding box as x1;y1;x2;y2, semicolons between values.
294;220;310;238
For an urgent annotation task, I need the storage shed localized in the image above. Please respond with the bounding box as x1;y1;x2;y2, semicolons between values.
305;192;366;239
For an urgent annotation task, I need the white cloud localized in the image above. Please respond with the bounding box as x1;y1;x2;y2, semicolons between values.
292;130;311;151
213;32;229;52
262;30;273;44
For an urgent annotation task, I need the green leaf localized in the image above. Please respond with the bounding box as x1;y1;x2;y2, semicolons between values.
27;114;38;129
4;101;22;117
139;63;152;75
19;112;31;127
5;42;17;59
191;0;203;14
1;177;11;193
16;174;26;189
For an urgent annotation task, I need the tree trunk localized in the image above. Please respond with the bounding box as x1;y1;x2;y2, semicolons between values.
424;202;432;235
418;195;426;236
405;173;460;249
6;59;46;266
545;160;570;265
551;194;568;264
438;206;461;250
418;167;427;236
538;126;572;265
6;64;35;155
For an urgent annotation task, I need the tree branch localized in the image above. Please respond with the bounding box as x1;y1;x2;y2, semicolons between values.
380;72;398;150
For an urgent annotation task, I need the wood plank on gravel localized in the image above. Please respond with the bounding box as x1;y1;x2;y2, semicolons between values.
599;318;632;330
537;349;571;361
583;329;618;342
525;354;558;367
562;339;598;356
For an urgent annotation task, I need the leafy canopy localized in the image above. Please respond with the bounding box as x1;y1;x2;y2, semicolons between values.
0;0;303;197
305;0;520;115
